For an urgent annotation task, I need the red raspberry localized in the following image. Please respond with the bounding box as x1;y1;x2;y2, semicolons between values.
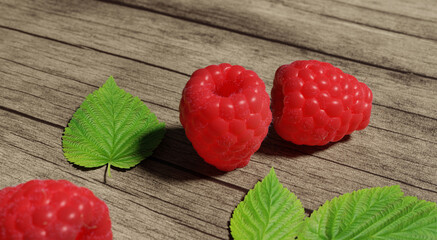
271;60;372;145
0;180;112;240
180;63;272;171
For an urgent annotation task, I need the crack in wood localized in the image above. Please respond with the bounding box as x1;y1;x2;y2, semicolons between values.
97;0;437;80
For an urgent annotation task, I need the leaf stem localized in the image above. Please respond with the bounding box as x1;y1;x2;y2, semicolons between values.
107;163;112;177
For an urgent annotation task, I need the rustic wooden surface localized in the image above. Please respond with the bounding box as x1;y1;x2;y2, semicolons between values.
0;0;436;239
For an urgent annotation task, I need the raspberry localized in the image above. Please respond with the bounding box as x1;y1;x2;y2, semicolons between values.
271;60;372;145
0;180;112;240
180;63;272;171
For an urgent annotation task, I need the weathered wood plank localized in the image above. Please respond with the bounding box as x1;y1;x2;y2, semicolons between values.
285;0;437;40
1;28;436;209
1;1;436;239
1;17;436;141
0;109;245;239
109;0;437;41
1;0;436;120
92;0;437;78
335;0;437;22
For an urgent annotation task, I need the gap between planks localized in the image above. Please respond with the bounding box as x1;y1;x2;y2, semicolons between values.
1;2;436;121
0;141;232;239
0;110;266;238
97;0;437;80
0;106;244;193
331;0;437;23
1;24;434;203
0;26;436;148
2;94;436;196
0;25;190;78
1;54;435;146
0;105;314;216
0;25;435;126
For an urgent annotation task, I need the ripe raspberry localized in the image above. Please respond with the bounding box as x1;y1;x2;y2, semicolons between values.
271;60;372;145
0;180;112;240
180;63;272;171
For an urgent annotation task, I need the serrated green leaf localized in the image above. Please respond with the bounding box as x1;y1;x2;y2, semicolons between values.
230;168;306;240
299;185;437;240
62;76;165;176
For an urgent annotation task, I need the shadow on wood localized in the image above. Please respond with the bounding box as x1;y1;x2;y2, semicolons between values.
138;126;230;182
146;125;351;180
258;125;352;157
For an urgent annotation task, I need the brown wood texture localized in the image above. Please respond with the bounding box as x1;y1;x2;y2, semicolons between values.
0;0;436;239
111;0;437;41
104;0;437;78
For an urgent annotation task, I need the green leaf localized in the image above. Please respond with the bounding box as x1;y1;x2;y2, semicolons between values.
230;168;306;240
299;185;437;240
62;76;165;176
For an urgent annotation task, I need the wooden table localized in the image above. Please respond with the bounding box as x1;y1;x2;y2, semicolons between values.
1;0;436;239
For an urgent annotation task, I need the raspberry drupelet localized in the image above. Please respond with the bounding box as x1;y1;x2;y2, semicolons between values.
271;60;373;146
180;63;272;171
0;179;112;240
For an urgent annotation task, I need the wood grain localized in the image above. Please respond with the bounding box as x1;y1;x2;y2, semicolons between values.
335;0;437;22
1;109;243;239
108;0;437;41
287;0;437;40
0;0;436;238
1;28;435;205
97;0;437;78
0;1;436;138
1;0;436;120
